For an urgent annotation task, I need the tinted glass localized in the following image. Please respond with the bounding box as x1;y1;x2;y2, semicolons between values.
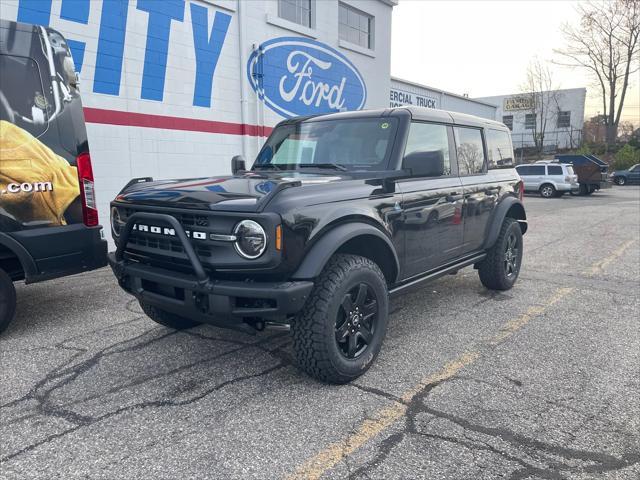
530;165;545;175
454;127;486;175
486;129;514;168
0;55;48;139
547;165;563;175
516;166;530;175
404;122;451;176
255;118;398;171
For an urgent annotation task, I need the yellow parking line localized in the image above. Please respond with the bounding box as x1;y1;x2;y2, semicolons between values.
584;239;636;276
287;239;634;480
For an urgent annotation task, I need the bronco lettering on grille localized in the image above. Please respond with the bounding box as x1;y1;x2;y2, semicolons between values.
132;224;206;240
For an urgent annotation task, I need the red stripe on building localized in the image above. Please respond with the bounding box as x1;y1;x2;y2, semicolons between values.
83;107;273;137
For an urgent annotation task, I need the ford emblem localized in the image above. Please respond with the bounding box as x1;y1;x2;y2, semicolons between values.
247;37;367;118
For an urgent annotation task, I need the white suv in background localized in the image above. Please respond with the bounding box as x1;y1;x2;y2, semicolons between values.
516;161;579;198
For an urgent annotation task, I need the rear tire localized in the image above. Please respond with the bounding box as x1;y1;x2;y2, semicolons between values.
478;217;523;291
539;184;556;198
0;269;17;334
614;176;626;186
291;254;389;384
139;301;201;329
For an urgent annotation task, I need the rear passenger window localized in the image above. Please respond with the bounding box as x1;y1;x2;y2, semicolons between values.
404;122;451;176
530;166;545;175
486;129;514;168
454;127;486;175
547;165;563;175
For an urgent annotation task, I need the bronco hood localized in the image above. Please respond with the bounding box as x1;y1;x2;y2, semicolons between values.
115;172;347;212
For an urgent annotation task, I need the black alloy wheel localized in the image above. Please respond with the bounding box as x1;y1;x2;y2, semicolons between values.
335;282;378;359
504;231;520;279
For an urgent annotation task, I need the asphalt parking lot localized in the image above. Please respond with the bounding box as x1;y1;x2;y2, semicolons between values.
1;186;639;480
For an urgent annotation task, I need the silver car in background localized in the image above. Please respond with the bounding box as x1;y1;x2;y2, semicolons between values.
516;162;579;198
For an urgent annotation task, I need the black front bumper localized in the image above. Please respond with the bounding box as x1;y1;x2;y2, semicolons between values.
108;253;313;324
108;211;312;326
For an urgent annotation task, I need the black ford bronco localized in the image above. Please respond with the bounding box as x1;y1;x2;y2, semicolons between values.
108;107;526;383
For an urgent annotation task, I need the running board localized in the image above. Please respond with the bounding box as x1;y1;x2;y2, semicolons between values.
389;253;486;297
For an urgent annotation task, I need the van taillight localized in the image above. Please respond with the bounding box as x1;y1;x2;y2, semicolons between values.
76;152;99;227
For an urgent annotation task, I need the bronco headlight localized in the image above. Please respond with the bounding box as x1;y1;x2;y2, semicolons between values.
233;220;266;259
111;207;123;238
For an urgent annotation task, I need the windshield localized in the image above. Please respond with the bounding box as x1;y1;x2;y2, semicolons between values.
254;118;399;171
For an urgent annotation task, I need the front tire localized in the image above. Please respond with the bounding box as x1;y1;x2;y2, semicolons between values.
614;176;626;186
291;254;389;384
478;217;523;291
0;269;17;334
139;301;201;329
539;184;556;198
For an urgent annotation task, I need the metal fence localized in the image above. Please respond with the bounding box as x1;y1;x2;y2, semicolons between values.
511;128;583;153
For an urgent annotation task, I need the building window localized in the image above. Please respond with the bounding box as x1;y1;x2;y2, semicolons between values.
525;114;536;130
557;111;571;128
278;0;312;28
502;115;513;131
339;3;373;49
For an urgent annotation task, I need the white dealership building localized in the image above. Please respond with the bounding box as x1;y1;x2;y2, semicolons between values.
475;88;586;151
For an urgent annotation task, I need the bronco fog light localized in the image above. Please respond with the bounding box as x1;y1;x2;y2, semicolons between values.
233;220;266;259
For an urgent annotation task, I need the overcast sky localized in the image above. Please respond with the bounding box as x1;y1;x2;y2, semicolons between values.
391;0;639;126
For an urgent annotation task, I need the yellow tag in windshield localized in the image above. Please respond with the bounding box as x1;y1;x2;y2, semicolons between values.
381;122;389;129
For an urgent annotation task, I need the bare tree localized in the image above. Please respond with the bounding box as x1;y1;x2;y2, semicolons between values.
555;0;640;149
520;58;559;157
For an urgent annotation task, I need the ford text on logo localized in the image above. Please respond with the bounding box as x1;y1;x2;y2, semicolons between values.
247;37;367;118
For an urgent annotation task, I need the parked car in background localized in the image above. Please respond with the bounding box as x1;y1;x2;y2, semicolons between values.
555;154;610;194
515;162;579;198
0;20;107;333
108;107;527;383
610;164;640;185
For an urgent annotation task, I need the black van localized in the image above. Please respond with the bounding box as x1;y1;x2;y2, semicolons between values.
0;20;107;332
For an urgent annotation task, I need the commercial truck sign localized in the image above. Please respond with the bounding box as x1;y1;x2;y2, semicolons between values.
247;37;367;118
389;89;438;109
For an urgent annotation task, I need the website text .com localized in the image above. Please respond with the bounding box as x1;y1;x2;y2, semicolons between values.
1;182;54;195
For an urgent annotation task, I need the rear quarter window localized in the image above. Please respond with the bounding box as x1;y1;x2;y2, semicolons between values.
486;129;514;168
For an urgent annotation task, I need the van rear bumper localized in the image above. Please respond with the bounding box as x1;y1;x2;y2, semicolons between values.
5;225;108;283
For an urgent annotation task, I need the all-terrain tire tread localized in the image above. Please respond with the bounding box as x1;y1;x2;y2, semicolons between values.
291;254;386;384
478;217;520;291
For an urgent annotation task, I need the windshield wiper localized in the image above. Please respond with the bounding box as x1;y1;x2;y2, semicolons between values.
297;163;348;171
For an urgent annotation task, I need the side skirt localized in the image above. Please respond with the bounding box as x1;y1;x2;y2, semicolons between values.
389;252;486;298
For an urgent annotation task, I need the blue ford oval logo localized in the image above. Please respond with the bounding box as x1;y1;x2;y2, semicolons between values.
247;37;367;118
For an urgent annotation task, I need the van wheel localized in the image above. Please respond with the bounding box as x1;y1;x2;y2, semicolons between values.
478;217;523;291
539;184;556;198
291;254;389;384
139;301;201;330
0;269;17;334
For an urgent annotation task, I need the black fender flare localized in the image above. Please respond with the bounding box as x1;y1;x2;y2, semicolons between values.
291;222;400;282
0;233;37;281
482;197;527;250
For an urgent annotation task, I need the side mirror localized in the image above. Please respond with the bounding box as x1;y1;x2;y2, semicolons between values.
231;155;246;175
402;151;444;177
